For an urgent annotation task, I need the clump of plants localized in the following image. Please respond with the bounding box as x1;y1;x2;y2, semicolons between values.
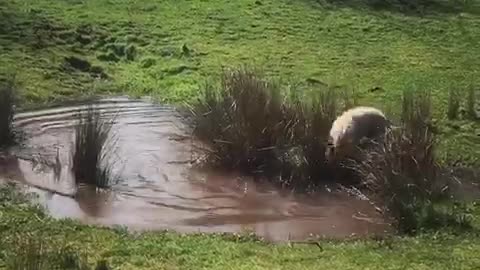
192;67;289;173
72;106;117;189
353;89;472;234
191;67;358;190
0;79;16;148
277;87;339;188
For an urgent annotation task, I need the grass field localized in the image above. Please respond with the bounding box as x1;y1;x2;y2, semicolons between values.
0;184;479;270
0;0;479;163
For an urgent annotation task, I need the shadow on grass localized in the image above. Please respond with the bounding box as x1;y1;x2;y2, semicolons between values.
0;2;68;50
303;0;480;16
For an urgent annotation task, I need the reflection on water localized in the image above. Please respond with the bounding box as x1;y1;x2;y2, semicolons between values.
0;97;392;242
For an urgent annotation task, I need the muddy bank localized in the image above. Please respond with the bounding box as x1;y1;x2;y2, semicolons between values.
0;97;392;242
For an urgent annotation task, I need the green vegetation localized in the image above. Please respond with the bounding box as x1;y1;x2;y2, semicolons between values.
6;236;90;270
0;183;479;270
0;0;479;164
192;68;287;173
72;107;117;188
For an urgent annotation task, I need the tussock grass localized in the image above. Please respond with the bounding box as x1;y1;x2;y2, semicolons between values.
278;87;339;188
72;106;117;189
0;79;16;148
353;89;472;233
192;68;289;173
191;67;358;189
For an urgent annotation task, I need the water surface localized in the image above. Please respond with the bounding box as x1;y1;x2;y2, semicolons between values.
0;97;392;242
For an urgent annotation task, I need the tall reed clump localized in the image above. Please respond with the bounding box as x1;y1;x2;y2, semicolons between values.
0;79;16;148
72;106;116;189
278;87;338;188
192;68;288;174
354;89;471;234
191;67;350;189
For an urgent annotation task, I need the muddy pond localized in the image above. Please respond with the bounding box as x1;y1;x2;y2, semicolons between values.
0;97;392;242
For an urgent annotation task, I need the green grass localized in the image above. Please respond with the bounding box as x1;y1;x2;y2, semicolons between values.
0;0;479;164
0;183;480;270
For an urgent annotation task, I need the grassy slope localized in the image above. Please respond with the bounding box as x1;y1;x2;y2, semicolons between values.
0;0;479;163
1;186;480;270
0;1;480;267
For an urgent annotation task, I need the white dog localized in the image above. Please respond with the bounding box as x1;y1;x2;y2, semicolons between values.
325;106;390;163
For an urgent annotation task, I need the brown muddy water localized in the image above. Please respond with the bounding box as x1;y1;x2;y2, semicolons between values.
0;97;392;242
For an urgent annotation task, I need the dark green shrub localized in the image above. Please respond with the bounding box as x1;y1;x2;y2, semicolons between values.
0;79;16;148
